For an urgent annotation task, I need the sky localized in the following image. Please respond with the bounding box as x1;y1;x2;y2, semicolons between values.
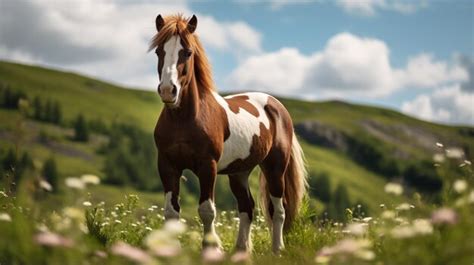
0;0;473;125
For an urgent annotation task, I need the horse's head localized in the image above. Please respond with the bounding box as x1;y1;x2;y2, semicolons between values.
151;14;198;108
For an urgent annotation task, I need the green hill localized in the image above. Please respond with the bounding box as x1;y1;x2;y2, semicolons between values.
1;60;473;216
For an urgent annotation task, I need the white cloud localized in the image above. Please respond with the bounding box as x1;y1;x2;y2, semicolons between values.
401;84;474;125
336;0;427;16
0;0;262;89
227;32;467;99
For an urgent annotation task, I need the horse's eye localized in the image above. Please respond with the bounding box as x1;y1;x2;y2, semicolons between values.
184;49;192;58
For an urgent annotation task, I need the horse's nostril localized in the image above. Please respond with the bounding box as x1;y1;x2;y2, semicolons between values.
172;85;177;96
158;84;162;94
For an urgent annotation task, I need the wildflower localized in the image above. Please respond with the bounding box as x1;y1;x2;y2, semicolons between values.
83;201;92;207
445;148;464;159
63;207;84;220
315;239;373;261
163;219;186;235
433;153;445;163
202;247;225;263
145;230;181;257
0;212;12;222
95;250;108;258
412;219;433;235
111;242;151;263
395;203;414;211
65;177;85;190
362;217;373;223
131;223;137;227
381;210;396;219
384;182;403;195
436;142;444;148
114;220;122;224
431;208;458;225
230;251;249;263
80;174;100;185
390;225;415;238
345;222;368;236
145;226;152;231
34;232;74;247
453;180;467;193
0;191;7;198
39;180;53;192
379;204;385;208
464;160;472;165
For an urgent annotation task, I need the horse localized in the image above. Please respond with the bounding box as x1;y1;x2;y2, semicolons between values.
150;14;307;253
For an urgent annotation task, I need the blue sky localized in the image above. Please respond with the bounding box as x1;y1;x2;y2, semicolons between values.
0;0;472;124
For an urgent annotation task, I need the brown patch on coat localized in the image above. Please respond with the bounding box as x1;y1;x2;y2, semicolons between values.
225;95;259;117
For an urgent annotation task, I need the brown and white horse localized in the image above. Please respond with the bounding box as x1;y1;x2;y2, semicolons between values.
150;14;307;253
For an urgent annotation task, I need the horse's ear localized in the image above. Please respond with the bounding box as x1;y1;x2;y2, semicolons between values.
156;14;165;32
187;14;198;33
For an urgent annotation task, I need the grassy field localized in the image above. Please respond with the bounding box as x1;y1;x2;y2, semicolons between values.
1;60;474;264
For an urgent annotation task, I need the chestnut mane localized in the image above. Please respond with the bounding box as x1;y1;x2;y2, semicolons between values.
149;14;215;92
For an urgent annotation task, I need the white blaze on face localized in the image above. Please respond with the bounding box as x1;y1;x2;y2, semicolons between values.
160;35;183;94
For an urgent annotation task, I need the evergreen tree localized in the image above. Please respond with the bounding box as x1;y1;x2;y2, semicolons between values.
44;99;53;122
327;183;351;221
42;157;59;193
311;172;331;203
51;101;62;124
33;96;43;120
74;114;89;142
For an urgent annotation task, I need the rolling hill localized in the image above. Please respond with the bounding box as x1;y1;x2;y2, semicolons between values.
1;60;473;216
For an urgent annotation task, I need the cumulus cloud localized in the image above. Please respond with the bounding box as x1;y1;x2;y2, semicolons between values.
401;84;474;125
227;32;468;99
0;0;262;89
336;0;428;16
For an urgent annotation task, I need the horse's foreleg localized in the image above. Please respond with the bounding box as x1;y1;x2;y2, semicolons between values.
197;160;222;249
158;157;181;220
228;171;254;252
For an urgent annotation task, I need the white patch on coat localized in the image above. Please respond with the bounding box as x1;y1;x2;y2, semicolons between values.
164;191;179;220
270;195;285;253
213;92;271;171
160;35;183;93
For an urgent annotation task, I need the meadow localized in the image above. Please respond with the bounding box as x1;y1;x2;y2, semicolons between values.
1;61;474;264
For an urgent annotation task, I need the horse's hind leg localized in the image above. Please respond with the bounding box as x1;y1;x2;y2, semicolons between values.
260;146;291;253
228;170;254;251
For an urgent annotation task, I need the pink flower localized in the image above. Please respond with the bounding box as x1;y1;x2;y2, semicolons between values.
34;232;74;247
202;247;225;263
230;251;250;263
111;242;151;263
431;208;458;225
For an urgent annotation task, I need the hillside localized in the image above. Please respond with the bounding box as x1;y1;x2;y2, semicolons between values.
1;60;473;215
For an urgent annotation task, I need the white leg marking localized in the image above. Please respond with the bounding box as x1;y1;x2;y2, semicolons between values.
164;191;179;220
236;212;252;251
270;195;285;253
198;200;222;248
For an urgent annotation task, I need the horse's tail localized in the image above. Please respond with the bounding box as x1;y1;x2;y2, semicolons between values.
259;133;308;231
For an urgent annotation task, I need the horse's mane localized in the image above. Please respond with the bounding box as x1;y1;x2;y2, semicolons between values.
149;14;215;92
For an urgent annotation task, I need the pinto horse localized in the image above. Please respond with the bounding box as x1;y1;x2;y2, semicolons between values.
150;14;307;253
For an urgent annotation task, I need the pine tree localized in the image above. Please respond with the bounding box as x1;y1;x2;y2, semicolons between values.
74;114;89;142
44;99;53;122
42;157;59;193
51;101;62;124
33;96;43;120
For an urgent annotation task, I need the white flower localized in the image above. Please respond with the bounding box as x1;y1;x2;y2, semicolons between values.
39;180;53;192
0;191;7;197
433;153;445;163
80;174;100;185
65;177;85;190
445;148;464;159
163;220;186;235
345;222;368;236
145;230;181;257
390;225;415;238
202;247;225;263
436;142;444;148
412;219;433;235
384;183;403;195
34;232;74;247
0;212;12;222
381;210;396;219
114;220;122;224
453;180;467;193
82;201;92;207
395;203;414;211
